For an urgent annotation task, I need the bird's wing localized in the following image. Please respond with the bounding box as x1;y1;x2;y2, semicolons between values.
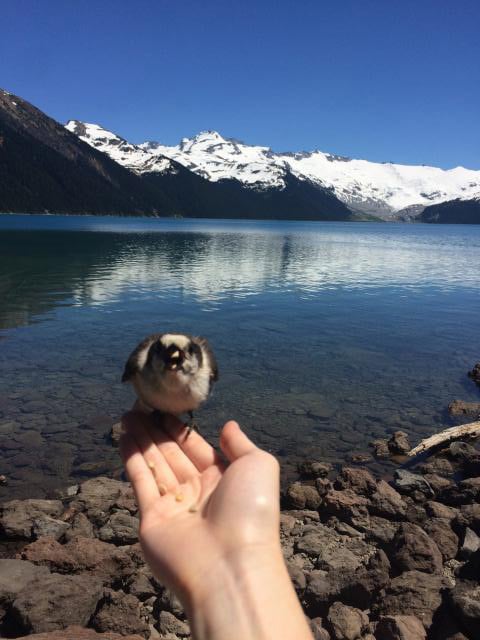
196;336;219;383
121;333;163;382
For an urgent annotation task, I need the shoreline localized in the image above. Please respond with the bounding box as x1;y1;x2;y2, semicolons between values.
1;428;480;639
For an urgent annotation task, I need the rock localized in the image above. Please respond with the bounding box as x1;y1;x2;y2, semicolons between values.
425;501;457;521
310;617;331;639
448;441;477;462
369;481;406;520
280;513;296;536
439;477;480;506
375;571;446;629
158;611;190;637
391;523;443;574
287;561;307;592
322;490;369;524
0;499;63;539
350;514;399;545
283;509;321;523
14;628;145;639
459;527;480;559
128;570;156;600
157;588;185;619
334;468;377;496
388;432;411;455
468;362;480;384
347;453;372;464
371;439;390;459
20;536;77;572
12;572;103;633
0;559;50;623
92;590;149;638
316;477;333;496
456;503;480;533
423;519;459;561
422;473;452;494
298;461;332;479
110;422;123;446
375;615;426;639
75;477;130;513
286;483;322;510
448;400;480;417
449;581;480;638
327;601;369;640
32;516;70;541
393;470;433;497
420;458;454;477
64;512;95;541
98;512;139;545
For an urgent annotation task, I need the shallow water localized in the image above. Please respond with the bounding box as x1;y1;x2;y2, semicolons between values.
1;214;479;499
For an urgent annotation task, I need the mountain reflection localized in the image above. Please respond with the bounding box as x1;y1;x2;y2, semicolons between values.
1;221;480;330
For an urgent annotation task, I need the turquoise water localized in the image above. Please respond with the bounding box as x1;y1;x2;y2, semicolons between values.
1;214;479;498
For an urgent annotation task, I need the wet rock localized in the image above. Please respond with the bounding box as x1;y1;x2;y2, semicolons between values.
322;490;369;524
468;362;480;385
298;461;332;479
158;611;190;637
92;590;149;638
374;571;446;629
391;523;443;574
393;470;433;497
99;512;139;545
371;439;390;459
334;468;377;496
286;483;322;510
327;601;369;640
449;581;480;638
110;422;123;446
459;527;480;559
375;615;426;639
424;518;459;562
448;400;480;417
0;499;63;539
11;573;103;633
388;432;411;455
347;453;372;465
369;481;406;520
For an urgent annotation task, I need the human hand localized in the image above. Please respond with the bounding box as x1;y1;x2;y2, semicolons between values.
120;412;313;640
120;412;281;600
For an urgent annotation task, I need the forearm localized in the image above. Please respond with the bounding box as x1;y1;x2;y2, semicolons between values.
184;545;314;640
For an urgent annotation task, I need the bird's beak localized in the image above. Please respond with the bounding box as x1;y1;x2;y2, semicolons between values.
164;348;185;371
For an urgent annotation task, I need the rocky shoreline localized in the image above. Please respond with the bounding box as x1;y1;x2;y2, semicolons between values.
0;423;480;640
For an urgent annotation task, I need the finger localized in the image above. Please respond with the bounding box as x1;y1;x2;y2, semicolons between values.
161;414;224;472
146;421;199;484
119;432;159;514
123;412;178;491
219;421;257;462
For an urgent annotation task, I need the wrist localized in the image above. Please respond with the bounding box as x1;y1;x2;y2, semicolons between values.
184;544;312;640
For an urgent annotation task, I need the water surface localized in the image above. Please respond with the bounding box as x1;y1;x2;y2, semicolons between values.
1;214;479;498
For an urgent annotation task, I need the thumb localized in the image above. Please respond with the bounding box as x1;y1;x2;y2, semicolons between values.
220;421;257;462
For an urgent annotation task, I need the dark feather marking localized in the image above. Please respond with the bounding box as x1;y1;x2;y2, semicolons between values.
121;333;164;382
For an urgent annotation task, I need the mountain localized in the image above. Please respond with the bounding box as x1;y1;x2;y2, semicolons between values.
0;89;176;215
67;121;480;220
418;197;480;224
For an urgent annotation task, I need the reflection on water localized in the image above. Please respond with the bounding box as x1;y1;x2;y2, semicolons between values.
1;215;480;498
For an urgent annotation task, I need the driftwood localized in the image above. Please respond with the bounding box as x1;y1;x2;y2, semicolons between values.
408;420;480;457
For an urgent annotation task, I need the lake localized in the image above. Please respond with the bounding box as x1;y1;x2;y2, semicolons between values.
1;214;479;499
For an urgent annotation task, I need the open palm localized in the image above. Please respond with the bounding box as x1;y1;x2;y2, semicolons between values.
120;411;281;601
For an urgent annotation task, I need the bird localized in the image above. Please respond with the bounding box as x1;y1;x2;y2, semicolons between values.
121;333;218;432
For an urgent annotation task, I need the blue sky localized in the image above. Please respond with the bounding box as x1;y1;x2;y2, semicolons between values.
2;0;479;168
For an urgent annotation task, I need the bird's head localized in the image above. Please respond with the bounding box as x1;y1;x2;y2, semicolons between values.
150;334;202;376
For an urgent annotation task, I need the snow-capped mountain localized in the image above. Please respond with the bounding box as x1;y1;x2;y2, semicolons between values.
66;121;480;219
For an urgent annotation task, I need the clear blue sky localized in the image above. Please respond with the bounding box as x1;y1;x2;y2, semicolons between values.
2;0;479;168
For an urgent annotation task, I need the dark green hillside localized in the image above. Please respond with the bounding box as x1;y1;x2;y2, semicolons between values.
419;199;480;224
